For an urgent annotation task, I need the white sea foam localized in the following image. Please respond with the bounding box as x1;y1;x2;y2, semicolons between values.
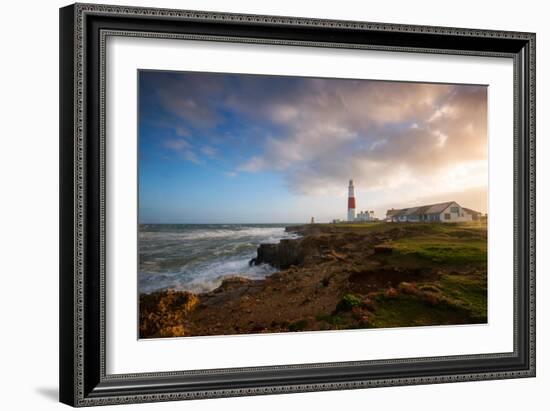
140;226;297;242
138;224;300;294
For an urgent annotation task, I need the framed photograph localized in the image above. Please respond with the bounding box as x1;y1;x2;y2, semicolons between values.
59;3;535;407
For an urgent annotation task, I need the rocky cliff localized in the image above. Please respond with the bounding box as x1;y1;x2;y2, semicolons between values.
251;239;305;269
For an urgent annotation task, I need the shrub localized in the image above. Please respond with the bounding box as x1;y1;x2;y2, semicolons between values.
336;294;363;312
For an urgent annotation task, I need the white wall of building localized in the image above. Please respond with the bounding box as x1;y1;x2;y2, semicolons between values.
439;203;474;223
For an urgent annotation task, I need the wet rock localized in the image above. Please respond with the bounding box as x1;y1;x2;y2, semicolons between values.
254;239;304;269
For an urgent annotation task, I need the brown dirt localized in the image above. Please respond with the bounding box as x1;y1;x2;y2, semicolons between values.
139;223;486;338
142;224;412;337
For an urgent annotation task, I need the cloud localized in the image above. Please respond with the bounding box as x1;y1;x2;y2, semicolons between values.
144;71;487;209
162;138;189;151
238;156;267;172
142;71;226;130
234;81;487;198
182;150;202;164
161;137;202;165
200;146;217;157
175;126;191;137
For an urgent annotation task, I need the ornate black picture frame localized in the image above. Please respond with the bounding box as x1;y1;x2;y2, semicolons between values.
59;3;535;407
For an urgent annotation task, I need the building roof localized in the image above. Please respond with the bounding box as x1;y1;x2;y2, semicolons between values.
386;201;456;218
462;207;482;216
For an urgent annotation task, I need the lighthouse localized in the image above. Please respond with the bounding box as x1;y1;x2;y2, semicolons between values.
347;179;356;222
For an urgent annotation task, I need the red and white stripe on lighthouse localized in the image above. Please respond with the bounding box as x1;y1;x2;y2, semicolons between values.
347;179;356;222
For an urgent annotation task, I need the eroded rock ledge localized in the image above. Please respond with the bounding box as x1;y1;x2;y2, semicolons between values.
251;239;304;269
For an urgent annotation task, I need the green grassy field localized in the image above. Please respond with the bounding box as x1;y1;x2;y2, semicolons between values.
319;221;488;329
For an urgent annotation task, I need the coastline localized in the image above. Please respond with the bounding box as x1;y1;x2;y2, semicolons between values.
139;222;488;338
138;223;297;294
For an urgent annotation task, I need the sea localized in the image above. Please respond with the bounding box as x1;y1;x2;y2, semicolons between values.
138;224;300;294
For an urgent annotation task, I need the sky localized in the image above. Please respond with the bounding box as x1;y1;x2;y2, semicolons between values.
138;70;488;224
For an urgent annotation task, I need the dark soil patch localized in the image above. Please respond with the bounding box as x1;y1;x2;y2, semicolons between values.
347;267;437;294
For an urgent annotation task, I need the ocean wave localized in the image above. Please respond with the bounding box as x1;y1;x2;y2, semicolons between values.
139;258;277;294
138;224;300;294
139;226;297;242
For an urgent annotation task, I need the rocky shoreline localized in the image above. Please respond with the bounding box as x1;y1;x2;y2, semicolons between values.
140;222;488;338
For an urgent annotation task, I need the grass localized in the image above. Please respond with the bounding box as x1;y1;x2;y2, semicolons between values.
370;272;488;328
372;223;487;327
387;238;487;265
369;293;477;328
438;273;487;321
335;294;363;312
376;222;487;269
321;221;488;330
321;220;486;232
335;222;388;230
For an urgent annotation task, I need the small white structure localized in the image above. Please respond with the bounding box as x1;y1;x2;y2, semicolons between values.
356;210;375;222
386;201;478;223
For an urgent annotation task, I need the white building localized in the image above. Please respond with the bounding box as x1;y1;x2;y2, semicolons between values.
386;201;479;223
355;210;375;222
